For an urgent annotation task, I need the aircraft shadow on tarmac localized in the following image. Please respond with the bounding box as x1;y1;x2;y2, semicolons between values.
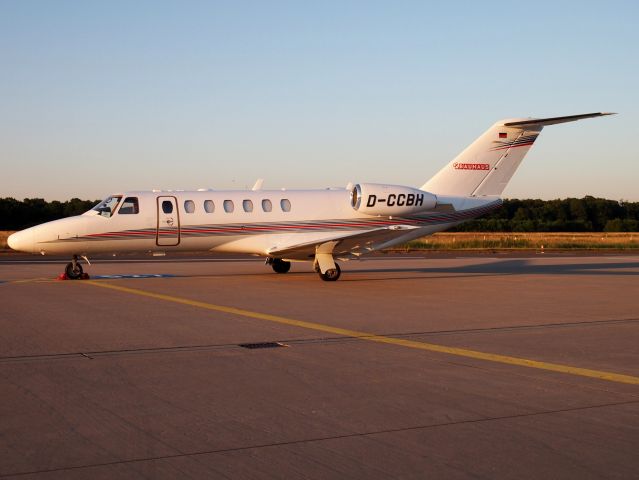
154;259;639;283
119;259;639;283
349;259;639;280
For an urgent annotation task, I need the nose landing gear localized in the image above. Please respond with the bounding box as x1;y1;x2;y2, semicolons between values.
62;254;90;280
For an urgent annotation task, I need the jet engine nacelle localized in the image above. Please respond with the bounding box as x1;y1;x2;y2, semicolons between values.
350;183;437;216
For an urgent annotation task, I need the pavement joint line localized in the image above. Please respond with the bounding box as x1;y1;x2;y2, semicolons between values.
3;316;639;365
1;398;638;479
82;280;639;386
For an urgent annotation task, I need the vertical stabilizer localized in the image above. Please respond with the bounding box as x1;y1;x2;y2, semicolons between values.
421;112;614;197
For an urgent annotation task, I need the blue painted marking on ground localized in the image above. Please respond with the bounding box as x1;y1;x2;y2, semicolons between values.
92;274;176;280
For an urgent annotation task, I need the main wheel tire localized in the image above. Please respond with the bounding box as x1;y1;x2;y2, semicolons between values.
65;262;83;280
271;259;291;274
319;263;341;281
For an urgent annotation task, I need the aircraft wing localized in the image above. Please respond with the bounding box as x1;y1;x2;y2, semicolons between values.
266;225;420;260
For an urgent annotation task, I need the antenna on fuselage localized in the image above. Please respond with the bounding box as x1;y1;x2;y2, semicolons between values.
252;179;264;191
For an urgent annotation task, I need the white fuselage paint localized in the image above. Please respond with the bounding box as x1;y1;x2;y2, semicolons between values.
8;188;499;260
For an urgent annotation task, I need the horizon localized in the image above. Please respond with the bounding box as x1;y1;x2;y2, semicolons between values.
2;193;638;204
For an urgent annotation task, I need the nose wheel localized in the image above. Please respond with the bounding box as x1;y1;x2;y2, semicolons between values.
65;255;84;279
62;254;89;280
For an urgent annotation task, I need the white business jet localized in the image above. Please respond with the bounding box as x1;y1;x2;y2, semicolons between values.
8;113;613;281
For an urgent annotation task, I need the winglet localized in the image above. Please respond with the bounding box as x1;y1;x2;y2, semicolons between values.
252;179;264;191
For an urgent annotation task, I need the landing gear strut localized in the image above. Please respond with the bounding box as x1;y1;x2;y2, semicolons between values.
269;258;291;274
65;254;84;280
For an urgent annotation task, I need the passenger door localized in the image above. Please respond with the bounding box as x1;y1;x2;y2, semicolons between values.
156;196;180;246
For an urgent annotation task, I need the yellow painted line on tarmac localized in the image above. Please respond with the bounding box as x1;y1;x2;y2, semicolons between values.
7;277;54;285
84;280;639;386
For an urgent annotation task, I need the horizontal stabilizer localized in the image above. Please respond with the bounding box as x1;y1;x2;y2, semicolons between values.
503;112;616;127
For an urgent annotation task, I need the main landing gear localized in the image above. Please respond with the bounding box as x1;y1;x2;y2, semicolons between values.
267;245;342;281
314;242;341;281
267;258;291;274
316;262;341;281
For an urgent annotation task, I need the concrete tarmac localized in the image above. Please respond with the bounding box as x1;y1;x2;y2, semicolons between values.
1;254;638;479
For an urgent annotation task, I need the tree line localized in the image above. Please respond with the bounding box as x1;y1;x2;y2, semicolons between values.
453;197;639;232
0;198;99;230
0;196;638;232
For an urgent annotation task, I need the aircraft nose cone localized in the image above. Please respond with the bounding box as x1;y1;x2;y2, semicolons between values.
7;231;19;250
7;230;34;253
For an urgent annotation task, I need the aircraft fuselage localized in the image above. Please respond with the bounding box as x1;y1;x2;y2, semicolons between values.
8;188;500;260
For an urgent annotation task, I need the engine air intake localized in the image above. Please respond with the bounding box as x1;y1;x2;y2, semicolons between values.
350;183;437;216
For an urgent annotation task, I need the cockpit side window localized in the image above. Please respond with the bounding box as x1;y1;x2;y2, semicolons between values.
118;197;139;214
92;196;122;218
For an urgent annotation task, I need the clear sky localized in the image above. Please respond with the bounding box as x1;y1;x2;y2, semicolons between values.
1;0;637;201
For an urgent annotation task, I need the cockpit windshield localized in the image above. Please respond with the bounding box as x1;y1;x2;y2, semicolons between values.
92;196;122;217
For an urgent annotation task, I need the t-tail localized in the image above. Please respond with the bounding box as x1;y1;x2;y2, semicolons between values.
421;112;615;197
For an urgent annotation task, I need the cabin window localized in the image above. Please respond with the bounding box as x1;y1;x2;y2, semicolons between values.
262;199;272;212
204;200;215;213
223;200;234;213
243;199;253;212
118;197;139;214
280;198;291;212
184;200;195;213
162;200;173;214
